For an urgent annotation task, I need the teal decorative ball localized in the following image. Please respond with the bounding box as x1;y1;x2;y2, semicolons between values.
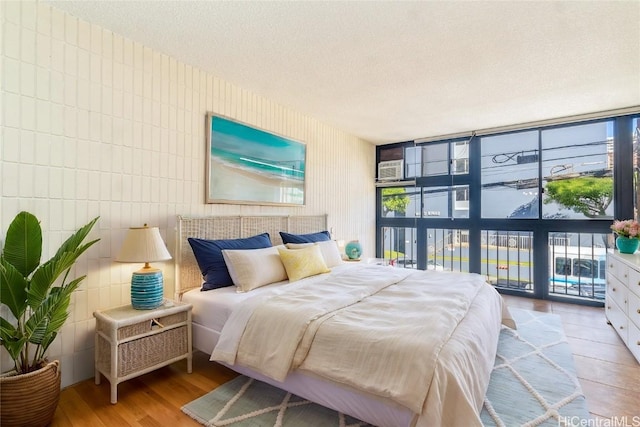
345;240;362;260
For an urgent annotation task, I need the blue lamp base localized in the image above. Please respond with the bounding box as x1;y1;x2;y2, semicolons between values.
131;270;164;310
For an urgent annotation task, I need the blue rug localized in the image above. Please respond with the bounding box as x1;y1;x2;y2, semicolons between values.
480;308;589;426
182;308;589;426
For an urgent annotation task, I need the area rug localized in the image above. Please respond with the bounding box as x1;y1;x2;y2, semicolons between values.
182;308;589;427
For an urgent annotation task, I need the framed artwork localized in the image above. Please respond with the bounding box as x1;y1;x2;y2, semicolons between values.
206;114;306;206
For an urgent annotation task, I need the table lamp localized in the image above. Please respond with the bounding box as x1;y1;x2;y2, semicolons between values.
116;224;172;310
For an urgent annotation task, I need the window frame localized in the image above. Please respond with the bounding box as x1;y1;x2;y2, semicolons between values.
376;113;639;306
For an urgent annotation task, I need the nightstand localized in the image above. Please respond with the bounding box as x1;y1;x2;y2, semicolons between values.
94;300;192;403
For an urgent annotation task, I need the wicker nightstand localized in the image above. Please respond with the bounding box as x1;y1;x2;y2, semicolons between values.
94;300;192;403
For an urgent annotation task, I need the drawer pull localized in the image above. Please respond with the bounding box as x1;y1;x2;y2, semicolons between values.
619;326;624;330
637;309;640;314
151;319;165;328
612;287;616;292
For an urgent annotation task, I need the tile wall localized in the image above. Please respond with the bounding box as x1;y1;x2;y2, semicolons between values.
0;1;375;387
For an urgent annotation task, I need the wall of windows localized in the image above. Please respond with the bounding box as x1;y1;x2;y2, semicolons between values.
376;113;639;305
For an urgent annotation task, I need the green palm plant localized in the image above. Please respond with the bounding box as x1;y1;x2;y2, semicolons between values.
0;211;99;374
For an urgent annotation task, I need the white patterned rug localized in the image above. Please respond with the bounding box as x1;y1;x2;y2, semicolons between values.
480;308;589;427
182;308;589;427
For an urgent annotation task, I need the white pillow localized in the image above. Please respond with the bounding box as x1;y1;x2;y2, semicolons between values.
222;246;287;292
285;240;343;268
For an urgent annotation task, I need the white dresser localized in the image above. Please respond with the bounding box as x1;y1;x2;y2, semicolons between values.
606;250;640;363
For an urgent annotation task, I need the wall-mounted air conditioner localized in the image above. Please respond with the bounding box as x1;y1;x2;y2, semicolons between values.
377;160;404;181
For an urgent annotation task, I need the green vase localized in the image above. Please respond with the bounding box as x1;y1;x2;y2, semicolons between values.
615;236;639;254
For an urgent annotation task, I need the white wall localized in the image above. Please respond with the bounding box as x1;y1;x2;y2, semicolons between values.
0;1;376;387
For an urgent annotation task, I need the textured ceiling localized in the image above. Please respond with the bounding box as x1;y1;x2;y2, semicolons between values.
45;1;640;144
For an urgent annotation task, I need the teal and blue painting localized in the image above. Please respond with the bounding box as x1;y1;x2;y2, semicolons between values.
208;116;306;205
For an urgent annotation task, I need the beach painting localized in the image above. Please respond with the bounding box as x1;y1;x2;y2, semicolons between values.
206;114;306;205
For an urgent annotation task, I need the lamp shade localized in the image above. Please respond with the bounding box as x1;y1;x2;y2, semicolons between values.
115;226;172;264
116;225;171;310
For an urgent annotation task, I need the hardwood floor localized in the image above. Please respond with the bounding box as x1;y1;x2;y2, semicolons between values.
52;295;639;426
52;352;237;427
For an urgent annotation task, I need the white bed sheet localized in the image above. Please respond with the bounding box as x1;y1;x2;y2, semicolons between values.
183;281;282;333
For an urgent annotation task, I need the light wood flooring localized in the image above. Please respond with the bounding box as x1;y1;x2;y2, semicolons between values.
52;295;639;426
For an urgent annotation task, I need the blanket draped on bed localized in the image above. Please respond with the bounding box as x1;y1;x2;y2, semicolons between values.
212;265;508;426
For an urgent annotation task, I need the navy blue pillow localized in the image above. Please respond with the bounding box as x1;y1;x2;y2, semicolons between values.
279;230;331;244
188;233;272;291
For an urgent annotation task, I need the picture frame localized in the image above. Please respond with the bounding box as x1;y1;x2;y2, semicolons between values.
205;114;306;206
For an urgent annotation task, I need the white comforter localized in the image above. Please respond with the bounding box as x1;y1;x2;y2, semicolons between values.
212;264;511;426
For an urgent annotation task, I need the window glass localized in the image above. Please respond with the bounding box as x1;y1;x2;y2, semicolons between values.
481;131;539;218
377;115;632;304
423;187;447;218
452;141;469;175
381;227;417;268
422;186;469;219
548;232;608;300
381;186;419;218
453;186;469;218
422;143;449;176
542;121;613;219
407;140;469;178
405;147;420;179
480;230;533;293
426;229;469;272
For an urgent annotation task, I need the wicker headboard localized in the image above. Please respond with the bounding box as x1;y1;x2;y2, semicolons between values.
175;215;328;299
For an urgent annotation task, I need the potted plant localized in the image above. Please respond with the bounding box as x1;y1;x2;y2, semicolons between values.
0;211;99;427
611;219;640;254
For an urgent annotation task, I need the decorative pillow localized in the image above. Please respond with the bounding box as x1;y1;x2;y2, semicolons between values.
188;233;272;291
222;246;287;292
285;240;343;268
279;230;331;244
278;245;330;282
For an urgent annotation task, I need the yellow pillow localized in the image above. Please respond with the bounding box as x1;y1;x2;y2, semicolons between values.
285;241;343;268
278;245;330;282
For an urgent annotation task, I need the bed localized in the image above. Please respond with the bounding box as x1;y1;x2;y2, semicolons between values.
176;215;514;427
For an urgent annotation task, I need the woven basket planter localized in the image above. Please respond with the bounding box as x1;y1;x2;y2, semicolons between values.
0;360;61;427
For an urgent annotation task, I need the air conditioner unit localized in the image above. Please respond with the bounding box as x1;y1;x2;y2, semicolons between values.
377;160;404;181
